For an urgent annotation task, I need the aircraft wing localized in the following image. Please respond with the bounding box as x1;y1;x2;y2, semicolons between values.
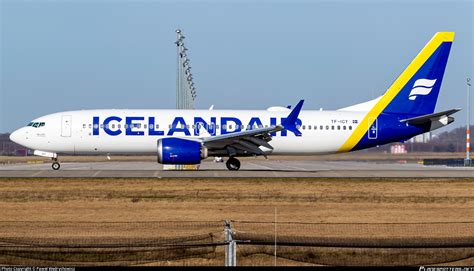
202;100;304;157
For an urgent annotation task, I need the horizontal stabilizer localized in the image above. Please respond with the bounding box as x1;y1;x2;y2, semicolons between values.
400;108;460;125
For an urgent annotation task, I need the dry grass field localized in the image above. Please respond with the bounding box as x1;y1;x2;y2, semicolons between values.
0;177;472;266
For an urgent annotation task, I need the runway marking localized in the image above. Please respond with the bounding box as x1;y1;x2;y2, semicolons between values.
245;162;275;170
278;163;310;171
31;171;43;177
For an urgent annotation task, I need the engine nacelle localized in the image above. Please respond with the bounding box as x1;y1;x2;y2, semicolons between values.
157;138;208;164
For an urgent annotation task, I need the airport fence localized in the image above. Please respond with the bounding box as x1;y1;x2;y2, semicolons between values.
0;220;473;266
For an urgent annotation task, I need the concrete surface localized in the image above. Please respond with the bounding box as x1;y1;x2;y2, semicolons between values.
0;159;473;178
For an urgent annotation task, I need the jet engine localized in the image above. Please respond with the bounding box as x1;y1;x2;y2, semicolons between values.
157;138;208;164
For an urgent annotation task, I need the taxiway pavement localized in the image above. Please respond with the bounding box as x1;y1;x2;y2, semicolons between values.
0;160;473;178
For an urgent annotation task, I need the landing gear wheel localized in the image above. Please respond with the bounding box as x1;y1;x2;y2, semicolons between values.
52;162;60;170
226;157;240;171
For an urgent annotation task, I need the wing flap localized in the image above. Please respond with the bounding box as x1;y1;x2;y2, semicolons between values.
202;100;304;156
203;125;283;148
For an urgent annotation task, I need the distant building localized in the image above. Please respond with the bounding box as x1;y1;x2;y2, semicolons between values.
390;144;407;154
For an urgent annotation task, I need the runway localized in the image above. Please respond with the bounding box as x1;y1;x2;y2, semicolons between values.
1;159;473;178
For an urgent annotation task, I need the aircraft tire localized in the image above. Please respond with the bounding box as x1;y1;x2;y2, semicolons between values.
226;157;240;171
52;162;60;170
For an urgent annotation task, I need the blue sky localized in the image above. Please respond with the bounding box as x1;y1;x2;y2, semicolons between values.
0;0;472;133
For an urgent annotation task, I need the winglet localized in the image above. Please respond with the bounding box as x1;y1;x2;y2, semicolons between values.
281;100;304;136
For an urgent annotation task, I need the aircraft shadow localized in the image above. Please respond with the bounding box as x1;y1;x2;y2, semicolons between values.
197;169;323;173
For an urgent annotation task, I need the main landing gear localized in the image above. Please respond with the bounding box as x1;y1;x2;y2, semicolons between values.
226;157;241;171
52;158;60;170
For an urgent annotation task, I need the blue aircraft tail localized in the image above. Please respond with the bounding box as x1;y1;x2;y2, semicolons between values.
338;32;455;152
381;32;454;116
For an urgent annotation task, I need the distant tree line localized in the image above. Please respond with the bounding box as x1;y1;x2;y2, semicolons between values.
426;125;473;152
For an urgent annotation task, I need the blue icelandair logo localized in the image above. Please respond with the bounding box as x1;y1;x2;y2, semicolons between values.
92;116;302;137
408;79;437;100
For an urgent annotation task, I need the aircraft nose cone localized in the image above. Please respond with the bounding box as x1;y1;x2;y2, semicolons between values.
9;129;24;145
9;130;19;144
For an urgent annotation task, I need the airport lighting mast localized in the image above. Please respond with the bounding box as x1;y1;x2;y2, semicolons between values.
466;77;472;166
175;29;197;109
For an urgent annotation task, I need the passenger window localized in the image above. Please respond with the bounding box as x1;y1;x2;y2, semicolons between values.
89;124;92;129
169;124;172;129
156;124;159;129
308;125;311;130
144;124;147;129
100;124;103;128
83;124;86;129
349;126;352;130
331;126;334;130
216;125;220;129
111;124;115;129
118;124;122;129
325;125;329;130
337;126;340;130
302;125;306;130
314;126;317;130
343;126;346;130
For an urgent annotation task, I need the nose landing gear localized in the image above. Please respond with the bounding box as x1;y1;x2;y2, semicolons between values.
51;158;60;170
226;157;241;171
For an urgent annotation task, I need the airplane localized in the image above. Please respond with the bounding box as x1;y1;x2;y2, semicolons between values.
9;32;459;171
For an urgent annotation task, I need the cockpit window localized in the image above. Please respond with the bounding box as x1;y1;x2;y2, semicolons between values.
28;122;45;128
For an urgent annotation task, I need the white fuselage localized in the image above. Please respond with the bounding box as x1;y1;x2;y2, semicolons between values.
11;109;366;155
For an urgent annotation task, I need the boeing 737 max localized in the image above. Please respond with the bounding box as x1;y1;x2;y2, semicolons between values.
9;32;459;170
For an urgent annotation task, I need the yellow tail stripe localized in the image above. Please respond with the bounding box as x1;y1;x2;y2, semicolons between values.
338;32;455;152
